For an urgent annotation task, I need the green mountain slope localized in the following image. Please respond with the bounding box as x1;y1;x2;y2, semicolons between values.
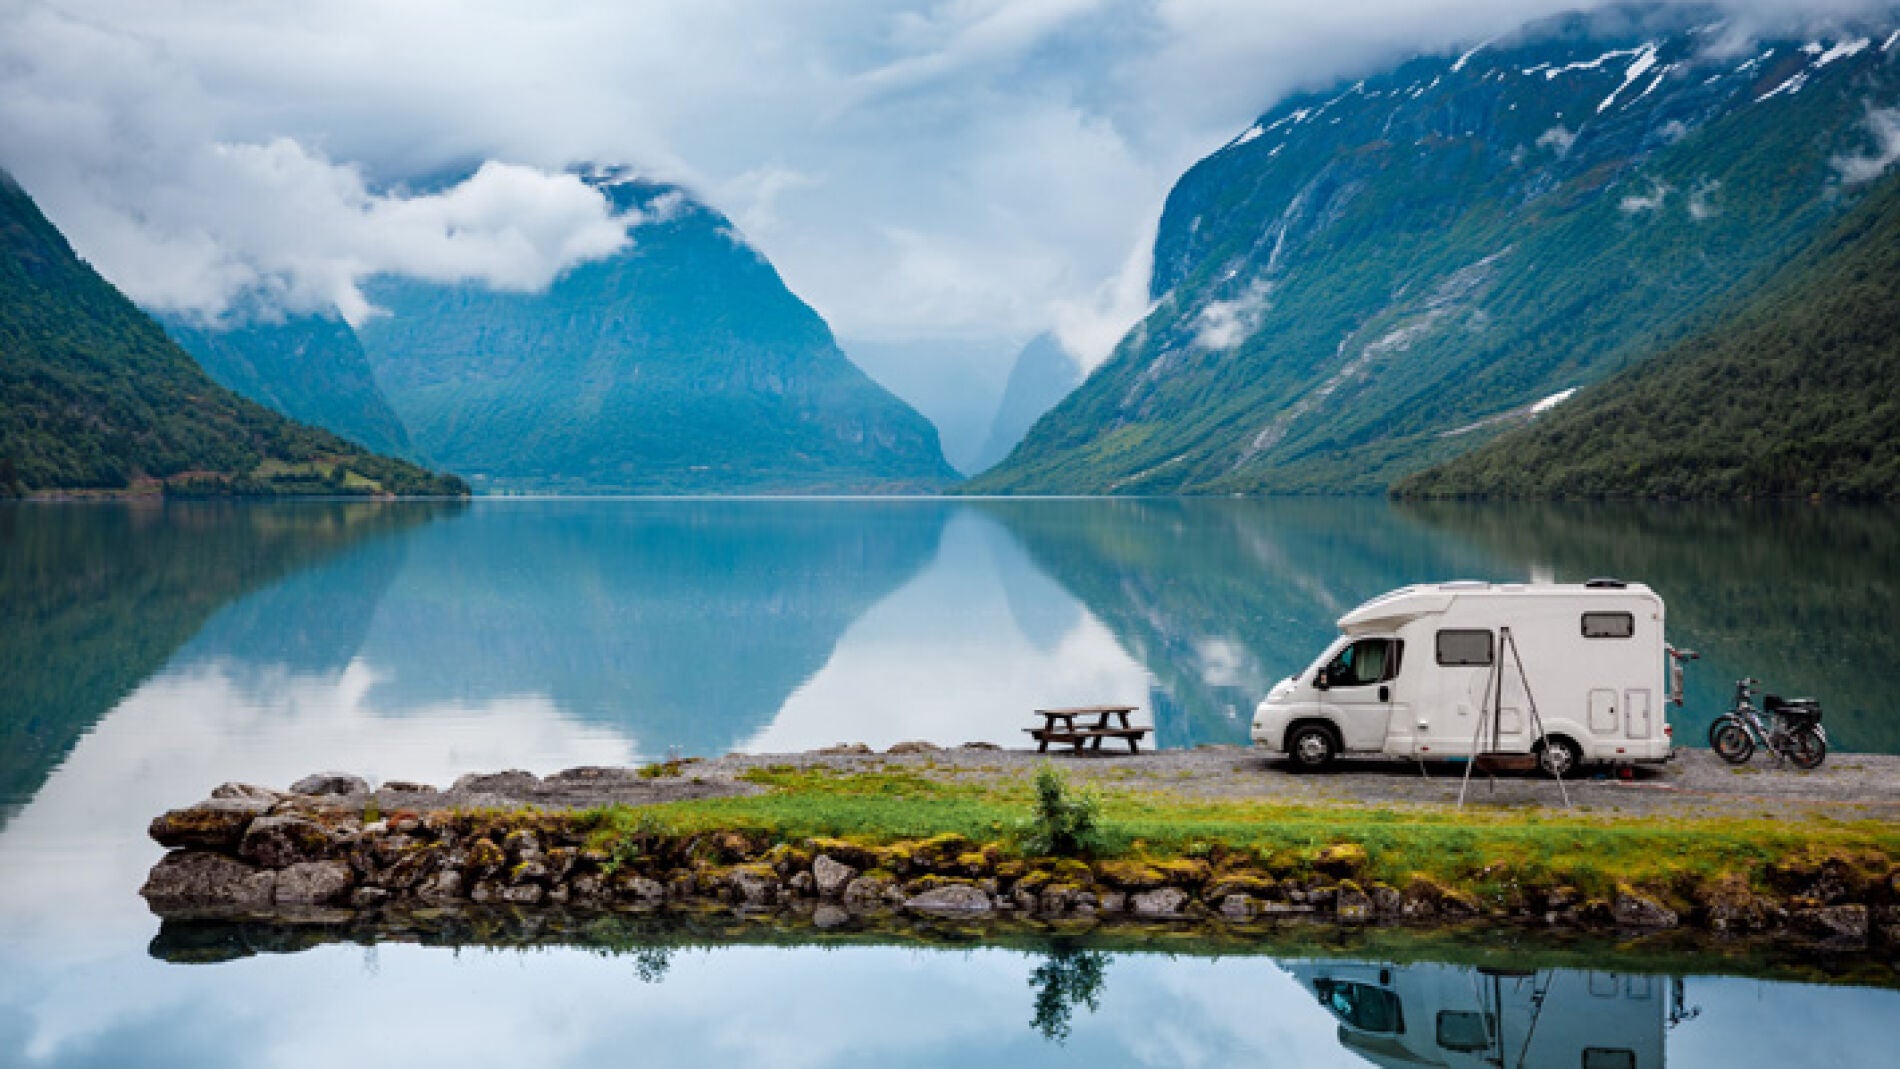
159;309;413;459
1395;169;1900;499
359;175;958;494
970;4;1900;495
0;172;464;497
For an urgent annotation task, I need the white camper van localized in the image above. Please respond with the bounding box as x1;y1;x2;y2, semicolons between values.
1250;580;1676;773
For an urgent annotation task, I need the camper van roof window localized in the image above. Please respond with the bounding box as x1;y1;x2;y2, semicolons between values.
1582;612;1635;639
1436;629;1494;666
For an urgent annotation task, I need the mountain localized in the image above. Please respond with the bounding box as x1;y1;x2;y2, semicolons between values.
970;333;1084;475
1396;167;1900;499
358;176;959;494
0;172;465;497
158;308;413;459
970;4;1900;495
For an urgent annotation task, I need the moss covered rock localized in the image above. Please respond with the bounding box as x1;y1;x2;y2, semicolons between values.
1314;843;1369;878
1094;861;1167;890
150;799;272;851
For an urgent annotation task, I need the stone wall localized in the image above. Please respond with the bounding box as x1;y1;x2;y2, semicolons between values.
140;778;1900;949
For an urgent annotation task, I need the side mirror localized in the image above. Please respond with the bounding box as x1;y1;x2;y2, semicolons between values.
1314;670;1331;691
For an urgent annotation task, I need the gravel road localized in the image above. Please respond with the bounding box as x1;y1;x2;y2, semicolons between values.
357;745;1900;823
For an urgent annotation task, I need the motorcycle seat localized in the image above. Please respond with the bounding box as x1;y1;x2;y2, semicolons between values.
1765;695;1822;721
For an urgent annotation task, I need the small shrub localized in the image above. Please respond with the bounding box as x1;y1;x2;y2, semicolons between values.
1023;765;1103;858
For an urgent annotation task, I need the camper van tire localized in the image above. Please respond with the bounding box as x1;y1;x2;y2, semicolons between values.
1286;722;1341;771
1535;736;1583;778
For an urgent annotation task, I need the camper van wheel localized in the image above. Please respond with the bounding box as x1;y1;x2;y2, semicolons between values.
1536;736;1582;778
1286;723;1339;772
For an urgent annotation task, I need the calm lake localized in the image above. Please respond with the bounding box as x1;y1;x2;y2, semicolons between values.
2;497;1898;1065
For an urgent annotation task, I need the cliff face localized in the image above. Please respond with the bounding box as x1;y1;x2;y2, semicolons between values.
358;176;958;494
160;309;413;459
972;4;1900;494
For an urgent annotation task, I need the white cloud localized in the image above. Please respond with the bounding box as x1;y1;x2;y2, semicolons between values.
1;0;1891;345
1535;124;1577;155
1051;206;1160;370
1687;178;1723;220
1618;181;1670;213
0;7;630;325
1833;105;1900;184
1193;278;1273;350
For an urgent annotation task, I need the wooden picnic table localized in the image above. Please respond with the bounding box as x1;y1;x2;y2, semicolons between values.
1026;705;1150;755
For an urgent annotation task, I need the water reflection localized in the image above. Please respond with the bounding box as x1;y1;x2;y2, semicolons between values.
1296;960;1672;1067
0;501;458;819
117;917;1900;1068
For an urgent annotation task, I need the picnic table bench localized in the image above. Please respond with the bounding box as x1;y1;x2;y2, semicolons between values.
1026;705;1150;755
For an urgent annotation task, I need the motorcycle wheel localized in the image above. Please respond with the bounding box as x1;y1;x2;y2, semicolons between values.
1709;718;1754;764
1786;725;1827;770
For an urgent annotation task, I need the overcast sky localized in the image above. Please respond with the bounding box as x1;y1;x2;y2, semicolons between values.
0;0;1887;365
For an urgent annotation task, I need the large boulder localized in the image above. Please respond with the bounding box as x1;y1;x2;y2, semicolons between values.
149;798;273;851
1612;885;1678;929
1130;887;1189;918
416;870;465;903
273;861;354;905
1094;861;1167;891
1314;844;1369;879
615;875;666;905
842;874;894;907
904;884;994;916
1336;882;1374;923
813;855;857;898
140;851;277;913
1702;874;1775;932
240;814;337;869
289;772;370;797
726;864;779;906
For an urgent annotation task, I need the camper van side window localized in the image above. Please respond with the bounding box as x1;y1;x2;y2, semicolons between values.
1581;612;1635;639
1435;629;1493;666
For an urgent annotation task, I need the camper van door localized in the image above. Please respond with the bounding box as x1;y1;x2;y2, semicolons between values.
1317;636;1402;750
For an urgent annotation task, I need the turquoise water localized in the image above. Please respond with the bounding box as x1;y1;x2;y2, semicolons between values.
2;497;1897;1065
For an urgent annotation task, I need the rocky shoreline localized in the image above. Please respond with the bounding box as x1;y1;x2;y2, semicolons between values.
141;766;1900;950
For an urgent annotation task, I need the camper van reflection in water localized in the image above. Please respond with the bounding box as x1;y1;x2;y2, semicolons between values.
1292;961;1667;1068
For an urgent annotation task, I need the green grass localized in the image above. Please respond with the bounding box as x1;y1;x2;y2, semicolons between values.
574;766;1900;908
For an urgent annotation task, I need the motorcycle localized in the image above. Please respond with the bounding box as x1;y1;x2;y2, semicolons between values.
1707;677;1827;769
